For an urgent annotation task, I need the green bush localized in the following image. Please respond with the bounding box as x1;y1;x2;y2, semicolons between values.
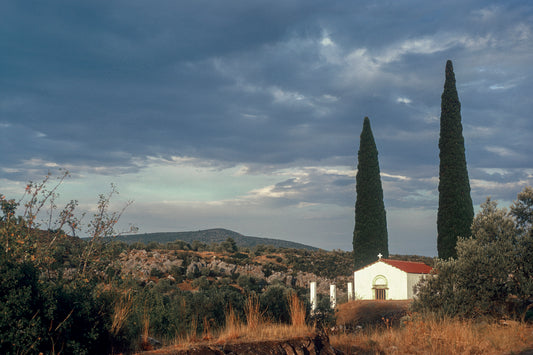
237;275;266;293
45;281;114;354
309;294;336;328
166;240;191;250
192;275;211;290
412;187;533;320
260;285;291;323
1;174;138;353
0;259;46;354
284;249;353;278
150;267;165;278
0;256;118;354
130;241;146;250
221;237;238;253
146;241;162;251
170;265;186;282
263;262;288;278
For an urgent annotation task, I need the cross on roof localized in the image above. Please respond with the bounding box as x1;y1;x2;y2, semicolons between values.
378;253;383;260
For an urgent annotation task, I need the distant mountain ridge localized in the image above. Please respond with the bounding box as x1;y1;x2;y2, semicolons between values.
116;228;318;250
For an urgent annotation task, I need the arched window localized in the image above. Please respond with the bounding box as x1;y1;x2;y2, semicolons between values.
372;275;388;300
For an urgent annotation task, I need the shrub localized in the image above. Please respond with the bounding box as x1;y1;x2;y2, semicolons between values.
192;276;211;290
150;267;165;278
263;262;287;278
237;275;267;293
0;256;118;354
170;265;185;282
260;285;292;323
221;237;238;253
146;241;162;251
412;187;533;320
0;259;46;354
44;280;114;354
130;241;146;250
166;240;191;250
309;294;336;328
0;173;136;353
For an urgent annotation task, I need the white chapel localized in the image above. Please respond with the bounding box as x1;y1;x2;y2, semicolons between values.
353;254;433;300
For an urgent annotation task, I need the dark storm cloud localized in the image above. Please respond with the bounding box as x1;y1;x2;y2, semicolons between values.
2;1;339;168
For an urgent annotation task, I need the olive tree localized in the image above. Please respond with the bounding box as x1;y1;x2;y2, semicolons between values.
413;186;533;320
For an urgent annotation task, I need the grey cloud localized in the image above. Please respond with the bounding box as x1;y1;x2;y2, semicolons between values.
3;1;531;173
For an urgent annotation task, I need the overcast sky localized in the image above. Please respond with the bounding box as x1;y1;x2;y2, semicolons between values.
1;1;532;255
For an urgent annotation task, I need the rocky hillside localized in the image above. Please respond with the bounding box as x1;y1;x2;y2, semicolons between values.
118;247;352;297
116;244;434;299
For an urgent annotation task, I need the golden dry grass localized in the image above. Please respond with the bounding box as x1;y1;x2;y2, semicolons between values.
141;308;151;344
161;294;314;352
288;291;306;329
331;314;533;355
244;293;263;331
110;288;134;335
216;293;312;344
217;305;241;342
138;297;533;355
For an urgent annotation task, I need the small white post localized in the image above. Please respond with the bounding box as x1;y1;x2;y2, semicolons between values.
310;281;317;314
330;284;336;309
353;271;357;299
347;282;354;301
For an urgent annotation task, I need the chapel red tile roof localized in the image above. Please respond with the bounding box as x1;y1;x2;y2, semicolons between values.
381;258;433;274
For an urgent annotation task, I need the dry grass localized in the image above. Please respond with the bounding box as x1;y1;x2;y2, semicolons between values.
244;293;263;331
186;316;199;343
288;291;306;329
140;297;533;355
163;294;314;352
216;293;312;344
110;288;134;335
161;323;315;354
141;308;150;344
217;306;241;342
333;300;533;354
331;314;533;355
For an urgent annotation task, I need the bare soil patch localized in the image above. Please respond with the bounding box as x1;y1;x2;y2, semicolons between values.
336;300;411;329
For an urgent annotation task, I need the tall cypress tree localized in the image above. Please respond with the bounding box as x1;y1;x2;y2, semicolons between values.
437;60;474;259
353;117;389;269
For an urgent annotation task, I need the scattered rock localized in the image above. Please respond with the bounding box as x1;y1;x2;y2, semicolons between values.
139;336;162;351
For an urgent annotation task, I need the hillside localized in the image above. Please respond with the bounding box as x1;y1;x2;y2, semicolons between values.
116;228;319;250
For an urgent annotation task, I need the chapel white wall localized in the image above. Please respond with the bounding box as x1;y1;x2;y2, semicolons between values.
354;262;408;300
406;273;424;299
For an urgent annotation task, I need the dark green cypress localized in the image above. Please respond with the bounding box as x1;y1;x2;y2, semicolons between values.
437;60;474;259
353;117;389;269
